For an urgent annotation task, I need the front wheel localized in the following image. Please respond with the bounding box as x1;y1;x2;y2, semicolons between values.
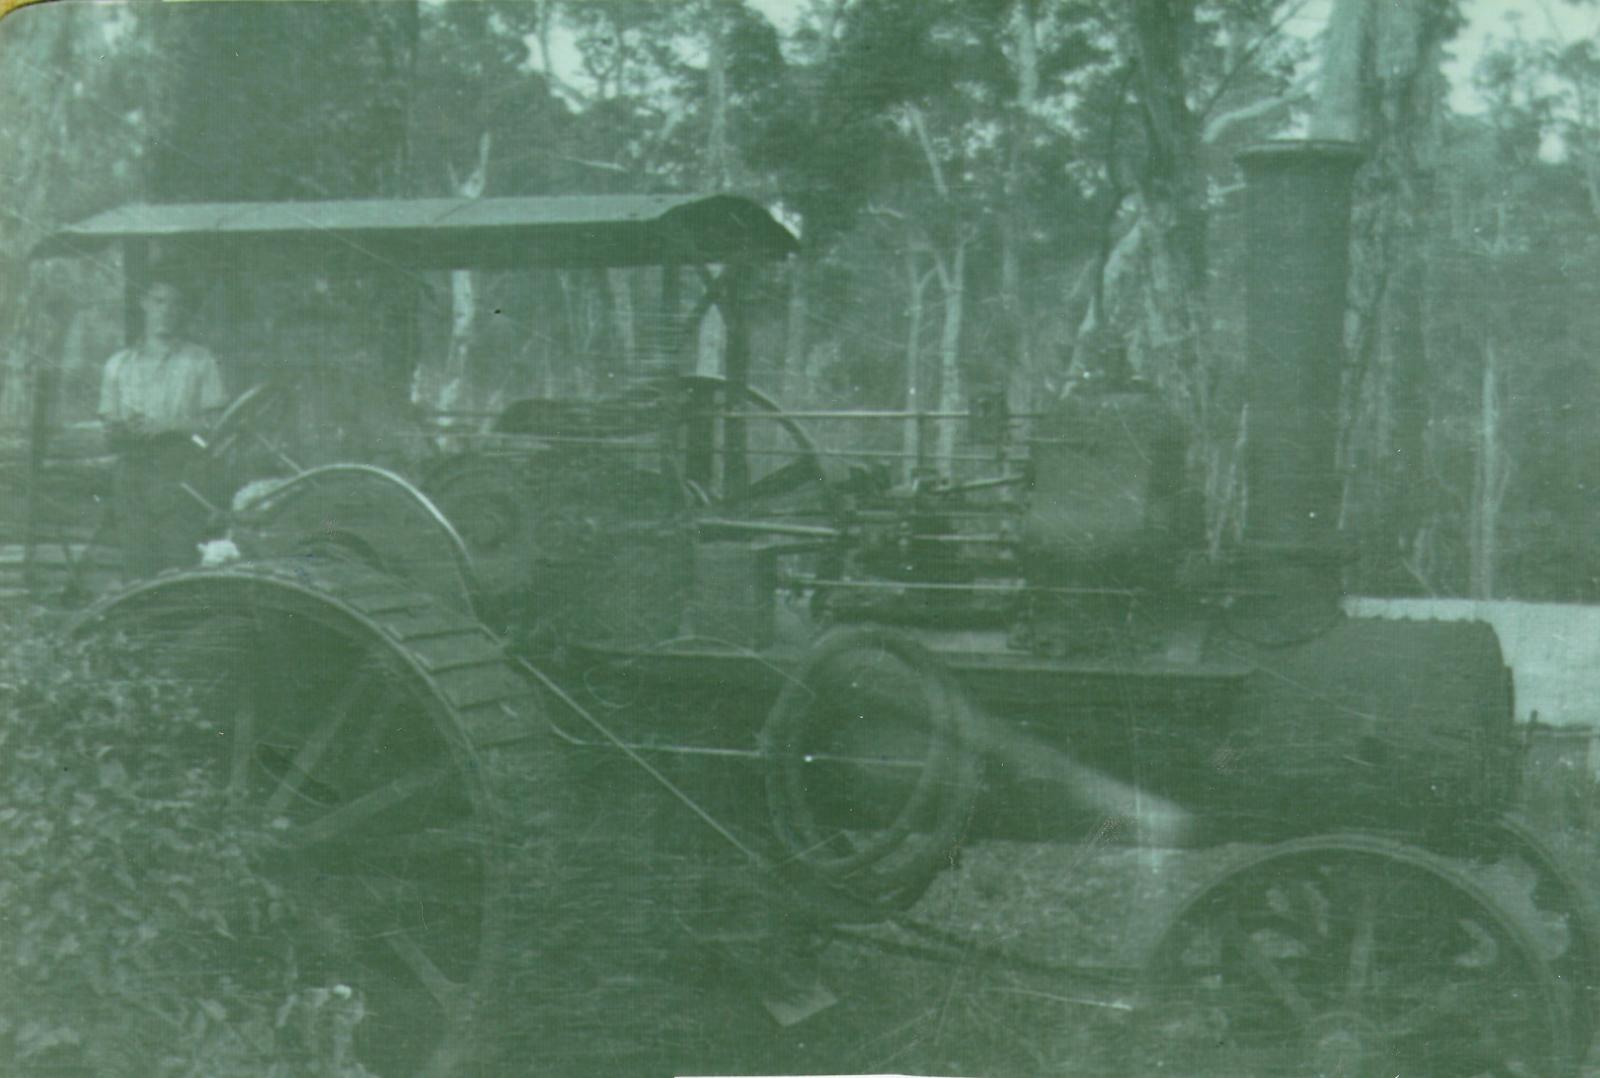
1136;833;1574;1077
761;627;984;910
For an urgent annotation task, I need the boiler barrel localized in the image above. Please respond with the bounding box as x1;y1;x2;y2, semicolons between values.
943;616;1520;843
1204;615;1519;834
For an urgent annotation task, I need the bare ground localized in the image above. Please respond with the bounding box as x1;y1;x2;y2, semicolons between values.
472;741;1600;1078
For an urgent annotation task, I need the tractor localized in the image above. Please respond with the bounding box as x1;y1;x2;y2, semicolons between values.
10;142;1597;1077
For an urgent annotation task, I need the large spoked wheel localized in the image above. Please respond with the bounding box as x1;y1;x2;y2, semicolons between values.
1453;813;1600;1067
1137;834;1573;1077
71;561;537;1077
761;628;983;911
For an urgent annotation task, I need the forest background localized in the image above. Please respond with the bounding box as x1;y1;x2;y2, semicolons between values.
2;0;1598;603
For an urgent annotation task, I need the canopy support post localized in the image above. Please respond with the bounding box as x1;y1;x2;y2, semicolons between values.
720;263;750;500
122;239;148;346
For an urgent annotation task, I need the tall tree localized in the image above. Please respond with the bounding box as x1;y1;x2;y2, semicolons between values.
1125;0;1207;401
0;4;153;428
1314;0;1461;594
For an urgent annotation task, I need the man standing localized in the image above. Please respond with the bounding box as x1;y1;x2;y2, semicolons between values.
98;276;227;577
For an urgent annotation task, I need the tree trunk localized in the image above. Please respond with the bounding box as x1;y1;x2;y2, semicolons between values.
414;132;491;413
1318;0;1449;591
902;104;969;477
1126;0;1206;411
999;0;1040;404
1469;337;1508;599
358;1;423;408
704;0;731;190
776;0;845;407
933;241;967;477
783;260;809;403
0;6;83;431
374;0;420;198
1310;0;1370;142
609;268;636;373
903;252;932;482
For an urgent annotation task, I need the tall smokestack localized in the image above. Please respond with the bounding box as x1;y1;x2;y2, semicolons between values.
1236;140;1364;610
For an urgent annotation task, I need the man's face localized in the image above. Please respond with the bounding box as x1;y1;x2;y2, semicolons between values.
141;283;182;339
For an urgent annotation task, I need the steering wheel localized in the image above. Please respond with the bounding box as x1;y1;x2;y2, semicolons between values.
202;382;299;483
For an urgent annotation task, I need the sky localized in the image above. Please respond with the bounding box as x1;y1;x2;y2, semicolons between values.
517;0;1599;137
736;0;1600;118
1450;0;1600;112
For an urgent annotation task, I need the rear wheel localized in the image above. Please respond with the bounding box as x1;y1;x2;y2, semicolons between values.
71;560;539;1077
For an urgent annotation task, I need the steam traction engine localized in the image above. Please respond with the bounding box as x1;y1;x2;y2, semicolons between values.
50;144;1599;1076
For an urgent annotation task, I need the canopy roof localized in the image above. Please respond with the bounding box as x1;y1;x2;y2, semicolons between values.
32;193;798;270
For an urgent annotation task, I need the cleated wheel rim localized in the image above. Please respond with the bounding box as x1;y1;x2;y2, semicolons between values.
1137;834;1573;1077
71;560;536;1078
1454;813;1600;1067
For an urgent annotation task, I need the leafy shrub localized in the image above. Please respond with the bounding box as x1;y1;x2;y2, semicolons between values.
0;610;369;1076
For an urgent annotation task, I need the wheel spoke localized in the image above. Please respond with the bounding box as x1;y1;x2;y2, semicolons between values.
1228;914;1315;1026
1385;980;1467;1039
263;664;371;815
1144;842;1572;1078
257;743;344;805
360;828;484;860
383;929;467;1015
72;565;525;1077
227;699;258;798
287;765;449;850
1343;875;1377;1007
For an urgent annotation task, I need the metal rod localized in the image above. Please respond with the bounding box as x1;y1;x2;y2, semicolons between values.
818;447;1015;464
746;409;982;421
403;431;1021;465
179;481;219;515
694;520;1011;544
898;532;1011;544
422;409;1049;422
544;719;929;770
696;517;843;539
937;473;1028;494
833;922;1142;996
785;576;1139;597
511;656;765;864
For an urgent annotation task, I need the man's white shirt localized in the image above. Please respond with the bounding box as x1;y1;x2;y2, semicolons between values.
99;341;226;434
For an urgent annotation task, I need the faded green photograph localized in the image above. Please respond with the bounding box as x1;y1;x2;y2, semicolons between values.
3;0;1600;1075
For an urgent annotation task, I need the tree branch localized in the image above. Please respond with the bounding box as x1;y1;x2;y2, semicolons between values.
905;103;951;200
1202;77;1310;144
1196;0;1318;124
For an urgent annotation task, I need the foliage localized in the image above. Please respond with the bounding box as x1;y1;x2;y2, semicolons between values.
0;612;369;1076
5;0;1600;599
